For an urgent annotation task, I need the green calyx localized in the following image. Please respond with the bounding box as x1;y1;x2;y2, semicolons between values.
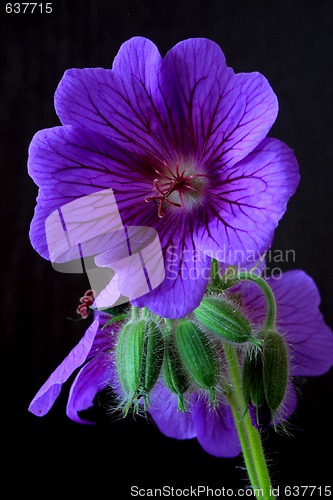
242;348;265;409
262;330;289;418
162;336;189;412
242;330;289;427
139;320;164;408
175;320;219;402
194;296;261;346
116;318;164;413
116;320;145;409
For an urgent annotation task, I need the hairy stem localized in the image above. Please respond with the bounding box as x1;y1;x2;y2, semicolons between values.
234;271;277;331
224;344;275;500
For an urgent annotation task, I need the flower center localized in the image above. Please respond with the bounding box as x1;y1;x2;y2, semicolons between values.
145;161;208;218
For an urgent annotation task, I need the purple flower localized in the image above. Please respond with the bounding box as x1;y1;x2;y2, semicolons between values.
28;37;299;318
148;270;333;457
29;270;333;458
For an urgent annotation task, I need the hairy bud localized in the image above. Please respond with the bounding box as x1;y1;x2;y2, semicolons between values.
116;319;164;412
242;349;265;409
162;336;189;412
139;320;164;406
242;330;289;427
262;330;289;415
194;297;260;345
116;320;145;408
175;320;219;401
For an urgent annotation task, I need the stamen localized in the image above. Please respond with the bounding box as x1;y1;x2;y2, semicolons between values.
145;163;206;218
76;289;96;319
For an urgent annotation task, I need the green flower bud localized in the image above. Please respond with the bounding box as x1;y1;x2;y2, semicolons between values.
242;349;265;409
139;320;164;406
262;330;288;414
162;337;189;412
116;320;145;406
242;331;289;427
194;297;260;346
116;319;164;412
175;320;219;401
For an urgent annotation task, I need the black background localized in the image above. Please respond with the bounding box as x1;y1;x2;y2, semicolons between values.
1;0;332;497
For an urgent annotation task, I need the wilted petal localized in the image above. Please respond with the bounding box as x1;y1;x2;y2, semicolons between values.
66;352;112;424
28;319;100;416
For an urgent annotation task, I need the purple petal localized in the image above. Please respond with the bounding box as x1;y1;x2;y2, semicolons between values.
87;314;119;359
54;37;174;161
238;270;333;377
161;38;277;165
66;352;112;424
191;396;241;458
28;125;153;260
132;240;211;318
148;384;196;440
269;271;333;377
195;138;299;264
29;319;100;416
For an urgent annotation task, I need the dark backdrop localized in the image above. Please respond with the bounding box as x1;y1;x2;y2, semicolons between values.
1;0;332;496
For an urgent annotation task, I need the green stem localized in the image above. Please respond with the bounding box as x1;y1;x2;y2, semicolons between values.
224;344;275;500
227;392;260;489
236;272;277;331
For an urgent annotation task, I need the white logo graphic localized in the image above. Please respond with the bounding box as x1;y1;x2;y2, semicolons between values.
45;188;165;309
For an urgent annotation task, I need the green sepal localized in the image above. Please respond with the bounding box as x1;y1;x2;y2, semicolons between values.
116;320;145;406
262;330;289;414
139;320;164;395
162;336;189;411
175;320;219;396
194;297;260;346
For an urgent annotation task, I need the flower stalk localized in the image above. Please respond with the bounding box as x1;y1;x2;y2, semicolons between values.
236;272;277;331
224;343;275;500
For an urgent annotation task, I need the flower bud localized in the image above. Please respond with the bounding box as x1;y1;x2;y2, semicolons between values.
194;297;260;345
242;349;265;410
175;320;219;401
116;319;164;411
262;330;288;414
116;320;145;406
242;331;289;427
162;337;189;412
139;320;164;406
